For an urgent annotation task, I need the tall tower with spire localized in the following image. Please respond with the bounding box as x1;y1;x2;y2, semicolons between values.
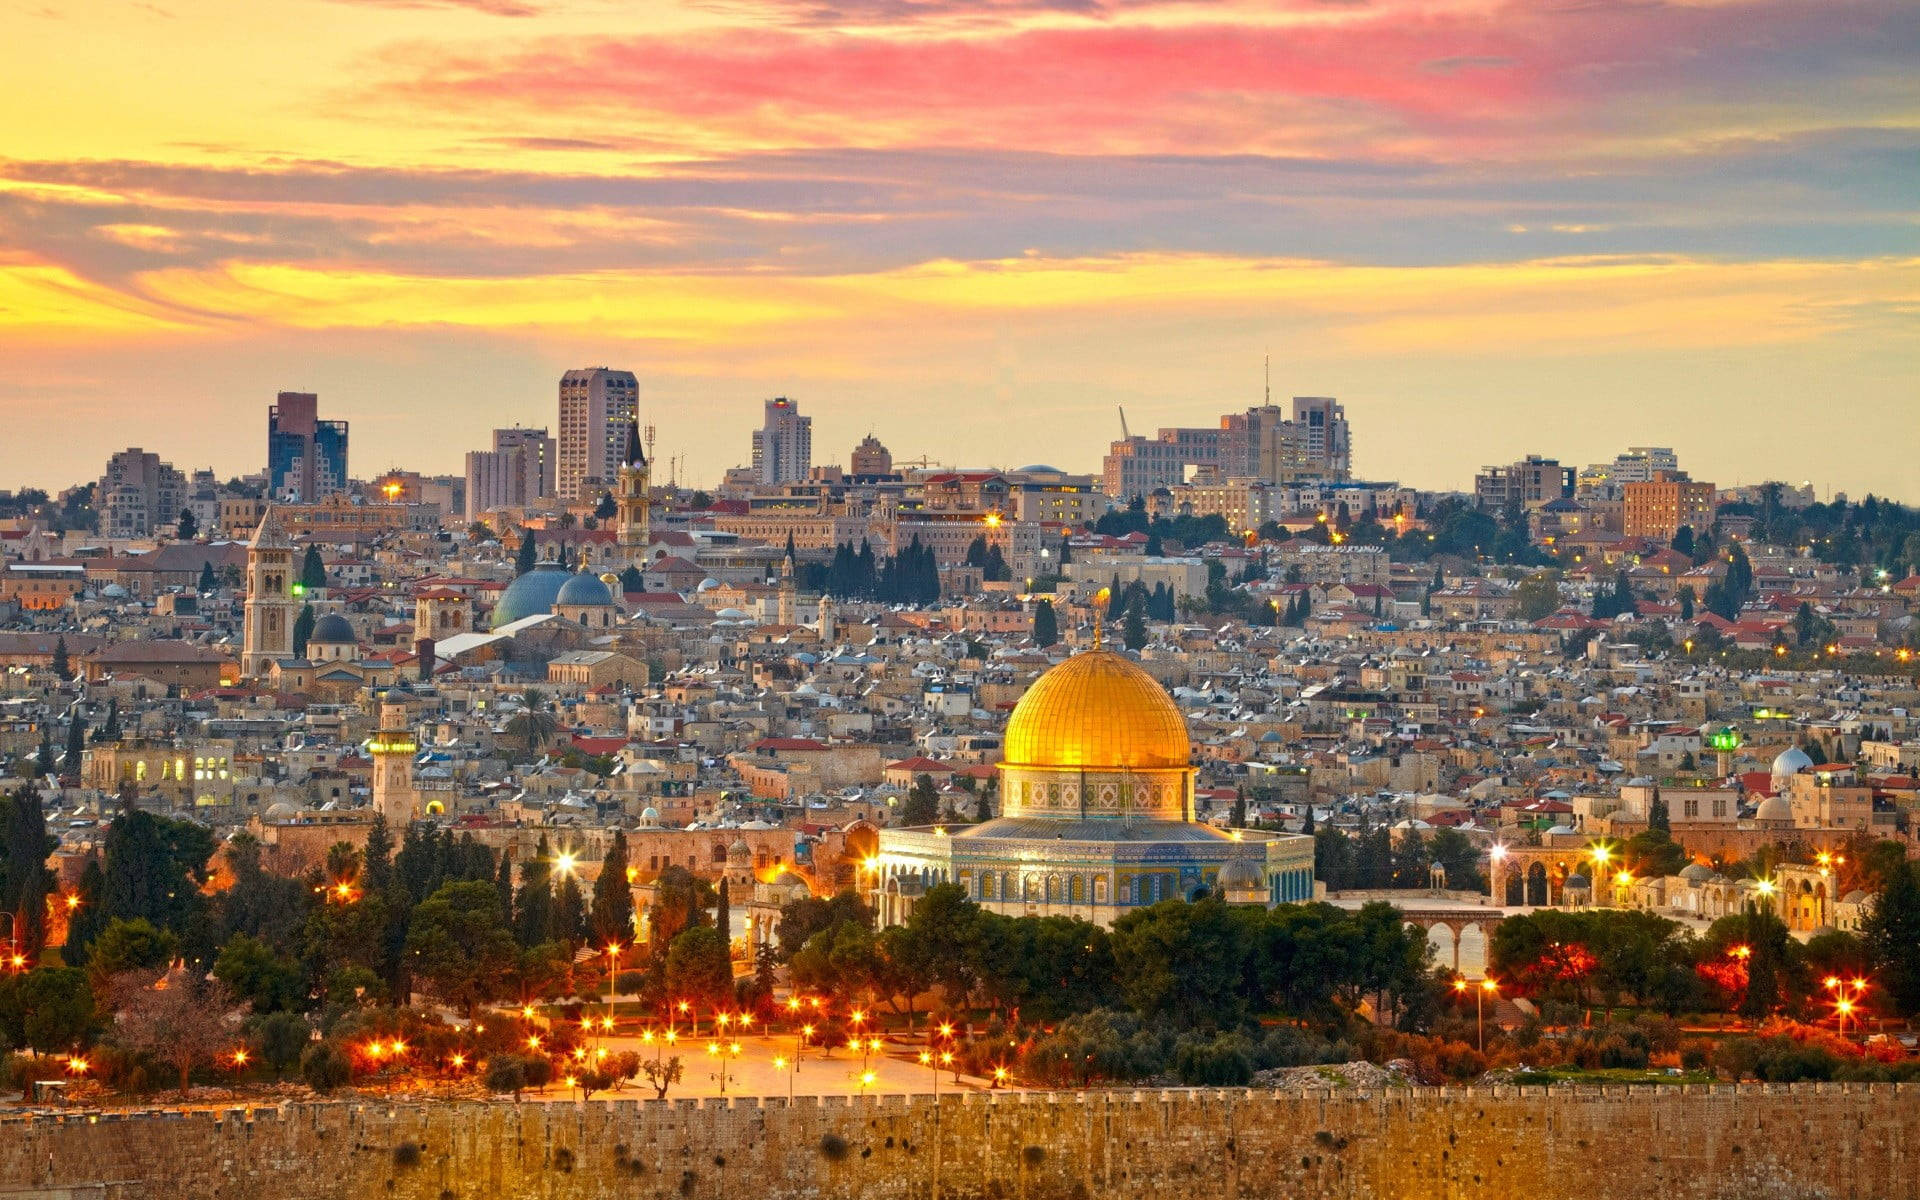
241;507;298;677
615;418;650;560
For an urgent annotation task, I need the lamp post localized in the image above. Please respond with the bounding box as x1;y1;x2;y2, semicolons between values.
773;1052;796;1101
1825;976;1869;1037
707;1040;742;1094
1587;844;1612;908
1451;977;1499;1052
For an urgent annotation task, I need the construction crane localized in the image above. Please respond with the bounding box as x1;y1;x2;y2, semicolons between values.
1117;406;1131;440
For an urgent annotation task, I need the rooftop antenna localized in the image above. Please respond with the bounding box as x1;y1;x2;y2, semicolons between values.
644;422;656;462
1264;352;1270;406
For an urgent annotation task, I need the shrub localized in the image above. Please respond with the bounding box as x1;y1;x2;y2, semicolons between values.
300;1041;351;1093
1172;1032;1254;1087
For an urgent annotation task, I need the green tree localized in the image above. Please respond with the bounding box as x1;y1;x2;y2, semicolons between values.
248;1010;310;1077
98;809;215;941
902;773;941;827
514;528;538;575
1122;591;1148;651
295;544;323;591
50;636;72;681
591;832;635;947
1514;572;1562;621
301;1040;352;1093
62;714;84;772
84;917;179;993
715;877;732;945
1110;898;1251;1028
594;492;616;520
405;880;518;1018
901;883;987;1002
3;785;53;958
292;604;316;657
1863;860;1920;1017
551;873;587;951
61;859;108;964
1032;599;1058;648
0;967;94;1052
663;925;734;1011
213;933;305;1014
197;561;219;592
176;509;198;540
775;890;871;961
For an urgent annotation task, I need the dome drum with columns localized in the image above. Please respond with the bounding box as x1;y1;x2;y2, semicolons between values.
870;647;1316;928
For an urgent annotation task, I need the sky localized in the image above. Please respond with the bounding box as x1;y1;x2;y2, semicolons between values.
1;0;1916;498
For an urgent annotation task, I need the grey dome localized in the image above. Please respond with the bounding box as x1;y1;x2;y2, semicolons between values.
310;613;355;644
1217;859;1264;889
1754;795;1793;823
492;563;571;629
1680;862;1713;884
556;570;615;607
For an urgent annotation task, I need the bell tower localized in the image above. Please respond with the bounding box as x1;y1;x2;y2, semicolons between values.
242;507;298;677
615;419;650;561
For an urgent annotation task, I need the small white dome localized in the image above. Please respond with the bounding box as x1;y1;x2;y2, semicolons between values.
1754;795;1793;823
1772;746;1814;778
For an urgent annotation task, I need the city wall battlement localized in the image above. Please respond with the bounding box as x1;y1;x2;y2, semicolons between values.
0;1083;1913;1200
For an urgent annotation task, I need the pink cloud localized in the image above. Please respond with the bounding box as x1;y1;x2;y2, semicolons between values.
369;0;1913;158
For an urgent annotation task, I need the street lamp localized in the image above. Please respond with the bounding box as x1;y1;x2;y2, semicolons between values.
773;1053;796;1101
708;1040;742;1094
1825;976;1869;1037
1451;977;1499;1052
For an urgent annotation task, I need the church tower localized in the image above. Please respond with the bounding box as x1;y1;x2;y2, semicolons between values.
615;419;650;560
241;507;298;678
369;697;419;826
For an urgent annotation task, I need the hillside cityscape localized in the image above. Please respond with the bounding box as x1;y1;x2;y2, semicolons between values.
0;378;1917;1123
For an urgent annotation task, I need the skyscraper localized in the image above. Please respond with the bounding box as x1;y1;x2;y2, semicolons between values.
465;426;555;522
750;397;812;485
557;368;639;501
267;392;349;502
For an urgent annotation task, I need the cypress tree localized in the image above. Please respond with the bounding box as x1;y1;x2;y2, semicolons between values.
1229;787;1247;829
292;604;315;657
552;873;586;951
592;832;635;946
1122;592;1147;651
50;637;71;682
95;699;120;743
716;877;731;946
514;837;554;950
299;544;326;591
63;711;85;771
1032;599;1058;648
515;528;538;575
2;785;51;958
198;561;218;592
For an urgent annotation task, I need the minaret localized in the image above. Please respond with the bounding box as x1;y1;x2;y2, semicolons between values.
778;547;797;627
615;418;650;562
241;507;298;677
369;697;419;826
817;593;835;644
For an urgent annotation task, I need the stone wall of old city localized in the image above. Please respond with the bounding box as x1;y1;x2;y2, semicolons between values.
0;1083;1914;1200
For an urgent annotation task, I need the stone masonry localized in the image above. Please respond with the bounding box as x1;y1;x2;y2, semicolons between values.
0;1084;1914;1200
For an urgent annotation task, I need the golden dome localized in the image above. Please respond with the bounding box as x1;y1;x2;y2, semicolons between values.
1002;650;1190;771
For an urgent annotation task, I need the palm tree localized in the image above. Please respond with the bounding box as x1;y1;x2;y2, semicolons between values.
506;690;558;750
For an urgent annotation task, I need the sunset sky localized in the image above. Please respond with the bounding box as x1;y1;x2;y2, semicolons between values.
2;0;1915;497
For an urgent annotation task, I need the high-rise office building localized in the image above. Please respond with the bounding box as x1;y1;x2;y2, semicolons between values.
464;426;556;522
557;368;639;501
267;392;349;502
1287;396;1351;481
1102;396;1352;499
751;397;812;485
97;447;188;537
850;434;892;478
